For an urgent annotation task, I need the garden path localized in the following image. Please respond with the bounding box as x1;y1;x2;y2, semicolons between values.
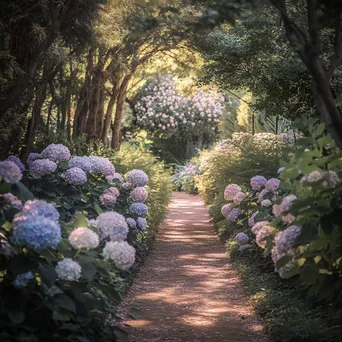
116;192;269;342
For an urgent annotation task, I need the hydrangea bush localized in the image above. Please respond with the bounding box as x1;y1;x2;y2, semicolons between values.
215;119;342;303
0;142;168;340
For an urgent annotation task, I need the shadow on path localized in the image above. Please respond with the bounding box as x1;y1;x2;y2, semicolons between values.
116;192;270;342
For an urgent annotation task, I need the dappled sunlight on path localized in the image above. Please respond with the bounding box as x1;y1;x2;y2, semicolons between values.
116;192;269;342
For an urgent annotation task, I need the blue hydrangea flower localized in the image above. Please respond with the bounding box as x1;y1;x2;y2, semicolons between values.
12;214;62;250
64;167;87;185
12;271;34;288
7;156;25;172
0;161;22;183
89;156;115;176
29;159;57;179
126;169;149;187
27;153;41;166
22;200;59;222
130;203;148;217
68;156;92;172
136;217;147;230
41;144;71;163
126;218;137;229
55;258;81;281
235;232;249;245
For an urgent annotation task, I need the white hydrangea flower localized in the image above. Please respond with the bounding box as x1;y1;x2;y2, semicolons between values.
68;227;99;250
96;212;128;241
103;241;136;271
261;199;272;207
55;258;82;281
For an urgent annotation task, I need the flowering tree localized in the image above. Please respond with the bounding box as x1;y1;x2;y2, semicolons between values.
134;75;223;158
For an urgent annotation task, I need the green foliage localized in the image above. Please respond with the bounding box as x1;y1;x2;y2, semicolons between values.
195;4;313;120
195;132;288;204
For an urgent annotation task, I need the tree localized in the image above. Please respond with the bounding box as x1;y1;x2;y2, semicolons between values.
269;0;342;148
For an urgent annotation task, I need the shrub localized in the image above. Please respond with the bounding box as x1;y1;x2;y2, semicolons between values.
0;142;172;341
195;132;292;204
171;159;201;194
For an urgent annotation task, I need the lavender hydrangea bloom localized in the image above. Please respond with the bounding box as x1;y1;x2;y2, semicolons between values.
221;203;232;218
126;218;137;229
224;184;241;201
103;241;136;271
323;170;339;188
7;156;25;172
30;159;57;179
55;258;81;281
12;214;62;250
126;169;149;187
227;208;243;222
106;172;124;183
108;187;120;197
0;193;22;209
251;221;269;235
99;191;117;206
233;191;246;205
22;200;59;222
235;232;249;245
68;156;92;172
13;271;34;288
248;212;258;227
0;161;22;183
265;178;281;192
130;187;148;203
272;195;297;217
130;203;148;217
89;156;115;176
64;167;87;185
250;176;267;191
27;153;41;166
96;211;128;241
273;225;302;255
256;226;273;248
261;199;272;207
258;189;269;203
41;144;71;163
136;217;147;230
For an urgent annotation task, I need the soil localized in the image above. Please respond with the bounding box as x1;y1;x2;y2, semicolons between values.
115;192;270;342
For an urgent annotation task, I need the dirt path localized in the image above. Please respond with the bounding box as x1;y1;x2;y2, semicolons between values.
116;192;269;342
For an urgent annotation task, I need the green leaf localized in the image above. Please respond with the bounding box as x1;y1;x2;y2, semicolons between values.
8;311;25;324
72;212;89;228
275;254;293;270
79;260;97;281
53;294;76;313
11;183;34;201
39;262;57;287
94;203;103;215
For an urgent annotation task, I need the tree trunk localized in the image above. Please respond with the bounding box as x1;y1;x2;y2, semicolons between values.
111;75;131;150
73;49;95;137
21;83;47;160
101;77;121;144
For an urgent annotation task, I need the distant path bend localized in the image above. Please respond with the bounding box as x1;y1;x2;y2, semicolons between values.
116;192;270;342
